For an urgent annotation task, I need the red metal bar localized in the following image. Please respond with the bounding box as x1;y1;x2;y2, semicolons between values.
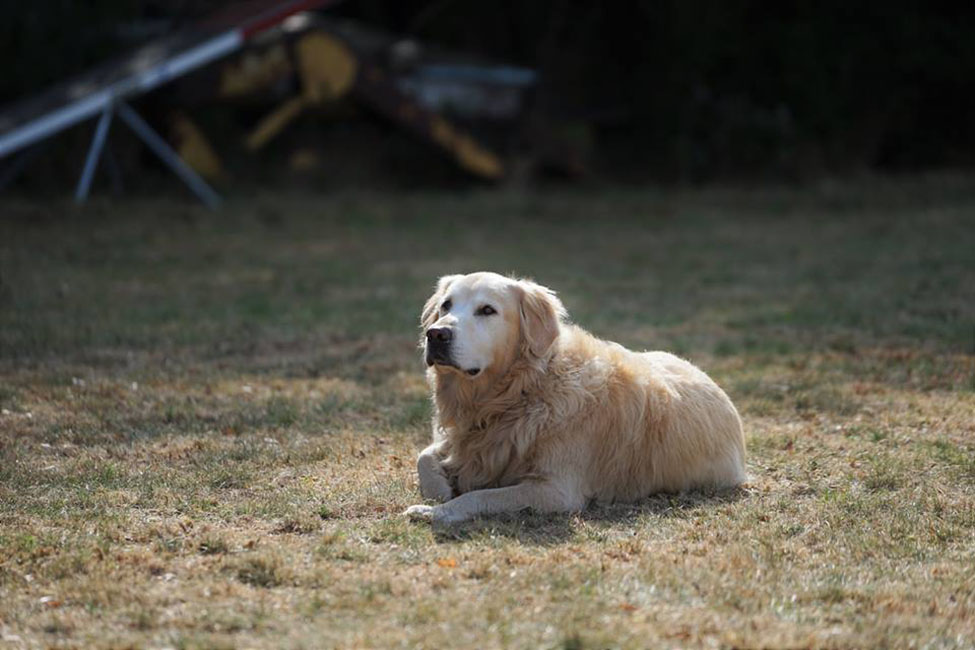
202;0;339;39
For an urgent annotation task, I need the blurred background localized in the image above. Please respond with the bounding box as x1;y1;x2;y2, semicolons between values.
3;1;975;196
3;0;974;361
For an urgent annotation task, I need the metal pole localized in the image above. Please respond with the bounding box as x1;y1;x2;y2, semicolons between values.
75;107;114;203
0;30;243;160
115;101;221;209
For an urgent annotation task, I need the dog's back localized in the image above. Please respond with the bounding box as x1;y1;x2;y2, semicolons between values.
545;327;746;502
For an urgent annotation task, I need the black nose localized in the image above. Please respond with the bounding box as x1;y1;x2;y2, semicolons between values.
426;327;452;343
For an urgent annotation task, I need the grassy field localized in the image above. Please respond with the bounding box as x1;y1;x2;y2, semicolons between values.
1;176;974;649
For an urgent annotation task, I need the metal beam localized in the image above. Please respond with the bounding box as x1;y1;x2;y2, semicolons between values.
115;102;221;209
0;30;242;159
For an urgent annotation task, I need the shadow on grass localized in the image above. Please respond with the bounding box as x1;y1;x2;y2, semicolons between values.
431;486;748;546
585;486;748;522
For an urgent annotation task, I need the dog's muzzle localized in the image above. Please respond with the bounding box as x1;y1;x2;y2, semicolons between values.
425;327;453;367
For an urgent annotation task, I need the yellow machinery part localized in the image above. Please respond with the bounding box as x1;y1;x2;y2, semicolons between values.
171;113;225;181
295;32;357;102
244;31;358;151
224;28;502;179
430;116;503;180
219;45;293;98
453;134;504;180
245;95;308;151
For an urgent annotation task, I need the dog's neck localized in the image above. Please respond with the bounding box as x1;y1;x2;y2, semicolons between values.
430;347;553;492
432;345;549;435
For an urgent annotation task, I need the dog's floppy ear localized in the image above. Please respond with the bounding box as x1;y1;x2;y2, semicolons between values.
421;274;462;329
518;280;566;357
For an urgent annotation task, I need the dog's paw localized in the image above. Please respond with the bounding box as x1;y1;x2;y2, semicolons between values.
403;504;435;521
403;504;467;524
418;478;454;503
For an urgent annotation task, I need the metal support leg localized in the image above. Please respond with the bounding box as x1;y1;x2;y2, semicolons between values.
75;107;114;203
115;101;221;210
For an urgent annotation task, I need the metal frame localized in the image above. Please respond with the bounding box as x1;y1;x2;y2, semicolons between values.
116;102;221;209
72;101;221;208
0;31;242;160
75;107;114;202
0;1;337;207
0;29;238;208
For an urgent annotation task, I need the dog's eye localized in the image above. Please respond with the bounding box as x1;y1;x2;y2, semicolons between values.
476;305;496;316
441;300;452;312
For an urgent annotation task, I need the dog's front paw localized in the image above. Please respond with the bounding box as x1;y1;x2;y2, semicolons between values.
403;504;435;521
419;476;454;503
403;504;467;525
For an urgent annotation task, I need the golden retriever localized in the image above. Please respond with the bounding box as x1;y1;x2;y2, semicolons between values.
404;272;745;524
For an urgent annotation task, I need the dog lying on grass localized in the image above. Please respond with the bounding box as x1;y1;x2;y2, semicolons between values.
405;272;745;524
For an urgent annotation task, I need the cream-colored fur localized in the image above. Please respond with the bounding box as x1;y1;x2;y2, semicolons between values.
405;272;746;524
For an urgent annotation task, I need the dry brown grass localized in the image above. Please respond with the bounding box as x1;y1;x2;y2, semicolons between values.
1;177;974;648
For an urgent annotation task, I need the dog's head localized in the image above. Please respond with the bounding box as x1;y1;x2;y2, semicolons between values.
420;272;566;379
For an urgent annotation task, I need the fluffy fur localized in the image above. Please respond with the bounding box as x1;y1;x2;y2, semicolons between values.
405;272;745;524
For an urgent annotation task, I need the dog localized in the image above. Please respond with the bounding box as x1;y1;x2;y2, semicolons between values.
404;272;746;524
